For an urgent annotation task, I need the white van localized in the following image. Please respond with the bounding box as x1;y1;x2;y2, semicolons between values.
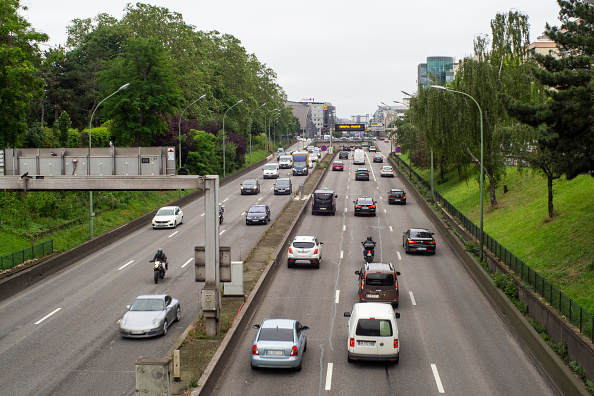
344;302;400;363
353;149;365;165
262;163;279;179
278;155;292;169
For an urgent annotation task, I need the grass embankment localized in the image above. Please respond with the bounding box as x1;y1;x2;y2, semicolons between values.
400;153;594;314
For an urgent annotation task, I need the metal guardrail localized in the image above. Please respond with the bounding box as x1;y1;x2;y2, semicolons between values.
1;240;54;271
392;155;594;342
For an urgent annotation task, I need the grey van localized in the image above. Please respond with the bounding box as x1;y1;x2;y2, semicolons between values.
355;263;401;307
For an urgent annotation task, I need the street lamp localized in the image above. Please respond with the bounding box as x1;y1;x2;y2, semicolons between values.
88;82;130;239
248;103;266;165
431;85;484;261
178;94;207;170
222;99;243;178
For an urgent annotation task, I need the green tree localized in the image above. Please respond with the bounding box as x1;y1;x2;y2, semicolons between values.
0;0;48;148
54;111;72;146
185;130;217;175
98;36;184;146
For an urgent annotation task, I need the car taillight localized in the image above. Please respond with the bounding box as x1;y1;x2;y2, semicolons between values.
356;205;362;208
389;195;393;198
252;345;259;355
289;247;293;253
350;338;355;347
403;195;406;198
370;205;375;209
290;346;298;356
427;241;436;245
365;173;369;175
314;248;318;254
394;339;399;348
408;240;418;244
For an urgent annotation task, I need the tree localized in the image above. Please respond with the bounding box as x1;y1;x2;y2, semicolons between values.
0;0;48;148
54;111;72;146
98;36;184;146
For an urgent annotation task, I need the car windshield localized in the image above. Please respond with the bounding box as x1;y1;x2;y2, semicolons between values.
249;206;266;213
156;208;174;216
365;273;395;286
130;298;164;311
334;162;343;165
293;241;315;249
357;169;368;173
243;180;257;186
383;167;392;171
276;180;290;186
314;193;333;201
355;319;393;337
357;198;374;205
258;328;294;342
391;190;403;195
264;165;277;170
412;231;432;238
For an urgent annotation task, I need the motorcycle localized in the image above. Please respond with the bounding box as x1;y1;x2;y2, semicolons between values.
361;241;376;263
219;205;225;224
153;260;166;284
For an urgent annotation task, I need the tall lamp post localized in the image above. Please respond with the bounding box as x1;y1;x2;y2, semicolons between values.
248;103;266;165
431;85;484;261
88;82;130;239
222;99;244;178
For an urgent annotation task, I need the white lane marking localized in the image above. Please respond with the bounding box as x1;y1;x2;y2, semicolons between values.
222;198;229;203
169;231;179;238
335;290;340;304
118;260;134;271
201;213;205;217
257;197;263;202
345;195;348;200
383;209;387;213
389;226;393;232
409;291;417;305
379;196;383;200
343;225;346;231
219;229;226;236
241;212;246;216
397;251;402;260
35;308;61;325
344;208;347;213
377;185;379;189
340;250;344;259
431;364;445;393
182;258;194;268
325;363;333;391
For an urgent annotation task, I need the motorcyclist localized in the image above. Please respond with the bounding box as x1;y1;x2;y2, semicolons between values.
150;248;168;270
362;236;376;258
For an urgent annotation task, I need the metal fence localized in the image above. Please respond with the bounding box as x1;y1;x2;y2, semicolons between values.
0;240;54;271
392;156;594;342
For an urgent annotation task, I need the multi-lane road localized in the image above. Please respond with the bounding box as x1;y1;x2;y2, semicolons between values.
0;140;556;396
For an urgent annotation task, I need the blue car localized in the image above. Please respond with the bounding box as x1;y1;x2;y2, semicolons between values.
251;319;309;370
246;204;271;225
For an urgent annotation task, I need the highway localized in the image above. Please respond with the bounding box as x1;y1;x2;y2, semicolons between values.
210;141;556;396
0;143;307;396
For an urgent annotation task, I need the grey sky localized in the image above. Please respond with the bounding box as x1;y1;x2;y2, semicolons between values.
22;0;561;119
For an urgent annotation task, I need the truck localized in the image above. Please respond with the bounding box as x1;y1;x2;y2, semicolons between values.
292;151;309;176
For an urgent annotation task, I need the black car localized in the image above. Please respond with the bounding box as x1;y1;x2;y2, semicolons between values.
403;228;436;254
240;179;260;195
274;178;293;195
339;151;349;159
353;196;377;216
246;205;271;225
388;189;406;205
372;154;383;163
312;189;338;215
355;168;370;181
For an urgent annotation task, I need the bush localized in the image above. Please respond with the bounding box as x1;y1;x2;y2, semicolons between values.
492;272;518;299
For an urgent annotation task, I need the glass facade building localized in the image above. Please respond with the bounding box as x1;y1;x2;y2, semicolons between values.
418;56;456;89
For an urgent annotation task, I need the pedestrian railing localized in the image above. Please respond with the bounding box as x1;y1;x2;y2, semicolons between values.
0;240;53;271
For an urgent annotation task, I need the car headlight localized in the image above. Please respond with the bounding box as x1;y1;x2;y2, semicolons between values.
152;317;161;325
120;318;127;326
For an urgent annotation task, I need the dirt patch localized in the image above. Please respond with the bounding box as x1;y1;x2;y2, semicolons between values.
171;158;330;395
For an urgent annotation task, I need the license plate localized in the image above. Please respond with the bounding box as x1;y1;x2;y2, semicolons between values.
417;247;426;250
266;350;283;355
131;330;145;335
298;250;309;254
320;207;326;210
366;294;379;298
358;341;374;346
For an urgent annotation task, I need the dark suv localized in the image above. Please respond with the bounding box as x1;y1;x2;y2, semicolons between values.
312;189;338;215
355;263;401;307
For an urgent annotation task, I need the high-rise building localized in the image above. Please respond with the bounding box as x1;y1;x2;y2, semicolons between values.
418;56;457;89
286;100;336;137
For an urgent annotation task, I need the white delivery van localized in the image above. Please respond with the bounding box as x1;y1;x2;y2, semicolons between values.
262;163;279;179
344;302;400;363
353;149;365;165
278;155;293;169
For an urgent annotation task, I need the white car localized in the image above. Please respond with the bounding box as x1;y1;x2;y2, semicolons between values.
119;294;181;338
262;163;279;179
152;206;183;229
380;166;395;177
287;236;323;269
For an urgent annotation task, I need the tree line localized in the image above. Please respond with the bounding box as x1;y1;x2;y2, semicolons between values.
396;0;593;218
1;1;300;176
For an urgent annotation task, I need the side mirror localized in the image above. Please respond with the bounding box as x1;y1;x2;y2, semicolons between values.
126;305;131;310
335;194;338;198
302;326;310;331
396;271;401;276
252;324;261;329
344;312;351;317
395;313;401;319
355;270;360;275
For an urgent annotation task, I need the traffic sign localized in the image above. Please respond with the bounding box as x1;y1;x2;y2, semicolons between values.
320;145;327;151
395;145;401;155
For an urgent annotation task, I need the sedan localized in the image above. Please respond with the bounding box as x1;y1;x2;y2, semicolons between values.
388;189;406;204
380;166;394;177
274;178;292;195
353;196;377;216
369;146;377;152
251;318;309;370
332;161;344;171
403;228;436;254
355;168;370;181
373;153;384;163
246;204;271;225
240;179;260;195
119;294;181;338
152;206;183;229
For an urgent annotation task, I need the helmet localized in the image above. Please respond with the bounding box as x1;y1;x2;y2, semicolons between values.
367;236;373;241
157;248;162;254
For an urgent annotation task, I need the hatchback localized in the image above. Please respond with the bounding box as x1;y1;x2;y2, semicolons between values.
355;168;370;181
332;161;344;171
251;319;309;370
339;151;349;159
388;189;406;205
274;178;292;195
403;228;436;254
240;179;260;195
287;235;323;268
373;154;383;163
380;166;394;177
353;197;377;216
246;205;271;225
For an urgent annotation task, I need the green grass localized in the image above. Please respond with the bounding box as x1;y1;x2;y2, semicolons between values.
404;156;594;314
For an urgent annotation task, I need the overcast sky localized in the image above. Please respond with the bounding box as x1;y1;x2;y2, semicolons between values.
22;0;561;120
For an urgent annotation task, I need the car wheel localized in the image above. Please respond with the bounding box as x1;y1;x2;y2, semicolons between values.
251;364;257;370
173;220;177;228
176;306;181;322
394;356;399;365
347;355;354;363
332;209;336;215
241;191;244;195
304;340;308;352
392;302;399;308
162;320;168;336
295;361;302;371
246;221;249;225
313;260;319;269
180;216;183;224
288;260;293;268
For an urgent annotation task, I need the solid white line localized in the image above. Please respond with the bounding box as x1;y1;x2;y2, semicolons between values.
397;251;402;260
118;260;134;271
169;231;178;238
335;290;340;304
35;308;61;325
389;226;393;232
325;363;333;390
219;229;226;236
181;258;194;268
431;364;445;393
409;291;417;306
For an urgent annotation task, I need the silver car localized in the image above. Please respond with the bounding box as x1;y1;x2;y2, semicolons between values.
251;318;309;370
119;294;181;338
